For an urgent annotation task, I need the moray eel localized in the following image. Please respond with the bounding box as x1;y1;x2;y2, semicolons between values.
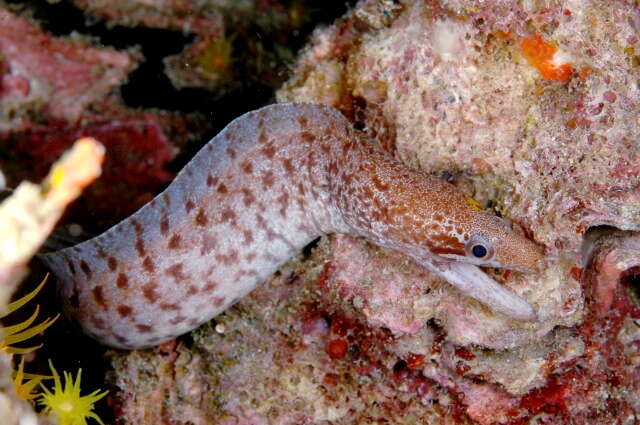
41;103;543;349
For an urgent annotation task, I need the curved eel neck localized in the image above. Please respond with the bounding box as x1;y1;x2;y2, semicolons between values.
42;103;534;349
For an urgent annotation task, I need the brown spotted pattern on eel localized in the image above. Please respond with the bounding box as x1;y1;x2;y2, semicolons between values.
41;103;543;349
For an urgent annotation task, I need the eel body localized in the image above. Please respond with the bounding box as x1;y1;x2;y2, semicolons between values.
41;103;543;349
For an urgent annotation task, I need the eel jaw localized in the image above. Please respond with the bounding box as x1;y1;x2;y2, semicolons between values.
430;261;537;321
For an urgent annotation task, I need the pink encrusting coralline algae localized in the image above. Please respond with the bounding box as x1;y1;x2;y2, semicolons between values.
32;0;640;424
0;8;209;225
0;9;135;131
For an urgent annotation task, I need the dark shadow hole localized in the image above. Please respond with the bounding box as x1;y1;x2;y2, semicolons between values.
621;265;640;305
393;360;408;373
302;236;321;259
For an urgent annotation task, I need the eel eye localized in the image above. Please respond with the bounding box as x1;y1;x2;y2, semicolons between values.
465;235;494;262
471;244;488;258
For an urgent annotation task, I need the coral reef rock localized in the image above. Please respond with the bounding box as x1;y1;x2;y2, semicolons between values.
105;0;640;423
0;6;206;227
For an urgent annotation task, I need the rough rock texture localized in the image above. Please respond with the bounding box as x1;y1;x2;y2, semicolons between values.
50;0;261;31
0;7;136;132
280;0;640;255
87;0;640;423
0;5;207;228
55;0;332;92
110;240;461;425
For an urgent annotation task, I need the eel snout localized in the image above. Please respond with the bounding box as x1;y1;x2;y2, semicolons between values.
433;261;537;321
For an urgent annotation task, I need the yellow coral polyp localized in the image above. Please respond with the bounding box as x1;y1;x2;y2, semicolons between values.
195;34;234;78
1;274;59;354
38;360;108;425
13;358;52;401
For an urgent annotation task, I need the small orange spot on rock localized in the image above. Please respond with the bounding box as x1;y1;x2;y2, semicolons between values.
570;266;582;281
520;35;573;82
406;353;426;370
326;338;348;359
